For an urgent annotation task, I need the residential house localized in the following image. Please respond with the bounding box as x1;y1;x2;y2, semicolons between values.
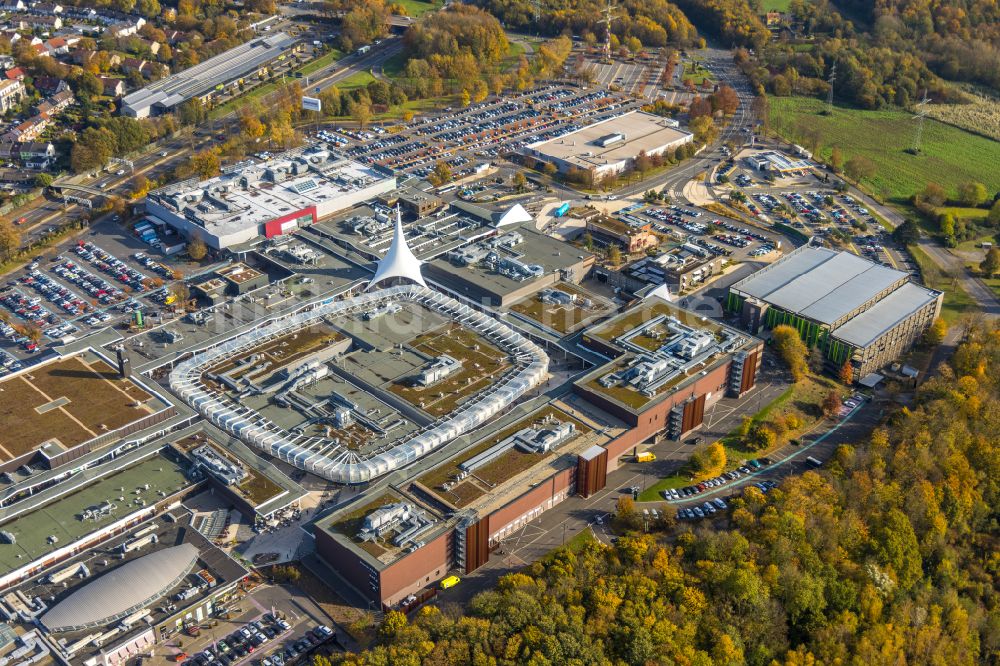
0;78;24;113
164;29;185;44
99;76;125;97
106;17;145;38
37;88;74;115
0;0;25;10
29;1;63;13
62;6;96;20
12;14;62;30
33;77;68;96
4;116;49;142
19;141;55;169
136;38;160;55
122;57;153;76
766;11;783;26
5;67;25;82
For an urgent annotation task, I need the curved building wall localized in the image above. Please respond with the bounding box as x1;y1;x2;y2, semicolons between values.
169;285;549;484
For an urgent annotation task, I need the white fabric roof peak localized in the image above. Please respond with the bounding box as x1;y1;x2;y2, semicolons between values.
367;206;427;289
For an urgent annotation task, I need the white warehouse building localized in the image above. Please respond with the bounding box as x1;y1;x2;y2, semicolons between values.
144;147;396;249
523;111;694;179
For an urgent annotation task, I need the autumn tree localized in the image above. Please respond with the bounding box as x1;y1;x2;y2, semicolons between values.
187;237;208;261
0;219;22;262
190;149;220;180
830;146;843;172
923;317;947;345
428;161;452;187
822;390;843;417
921;182;947;207
839;361;854;385
709;85;739;115
689;115;718;144
511;171;527;192
771;324;809;382
979;247;1000;277
689;441;726;478
988;199;1000;226
350;101;372;129
844;155;876;183
957;180;987;206
744;421;776;451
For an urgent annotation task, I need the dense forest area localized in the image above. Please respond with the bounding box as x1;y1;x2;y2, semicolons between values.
474;0;698;48
836;0;1000;90
658;0;1000;109
329;321;999;665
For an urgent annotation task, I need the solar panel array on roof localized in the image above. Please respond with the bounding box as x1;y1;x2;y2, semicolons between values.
732;246;908;325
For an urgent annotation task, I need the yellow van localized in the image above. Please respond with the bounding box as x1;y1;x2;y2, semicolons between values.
440;575;461;590
636;452;656;463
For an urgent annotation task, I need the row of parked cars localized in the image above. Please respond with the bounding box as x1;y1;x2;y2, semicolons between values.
189;615;332;666
0;317;38;352
75;242;150;292
0;290;54;342
0;350;22;375
661;458;773;502
677;480;781;520
134;251;175;279
20;271;91;317
55;260;127;305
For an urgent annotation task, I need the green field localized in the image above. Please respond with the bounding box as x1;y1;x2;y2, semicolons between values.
395;0;441;17
770;97;1000;204
298;48;345;77
336;70;378;91
908;244;977;323
937;206;990;221
759;0;792;10
683;62;715;86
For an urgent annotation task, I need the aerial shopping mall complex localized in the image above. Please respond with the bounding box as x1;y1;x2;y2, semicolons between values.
0;131;942;664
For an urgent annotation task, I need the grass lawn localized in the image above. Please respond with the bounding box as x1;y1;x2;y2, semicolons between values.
298;48;345;77
908;244;978;323
759;0;792;10
979;275;1000;300
955;235;995;254
770;97;1000;204
936;206;989;221
718;375;834;464
395;0;441;17
638;474;688;503
336;70;377;92
504;40;526;66
381;51;407;78
683;62;715;86
545;528;598;561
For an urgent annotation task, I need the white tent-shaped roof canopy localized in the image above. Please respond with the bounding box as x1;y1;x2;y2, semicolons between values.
367;207;427;289
495;203;532;227
645;283;675;302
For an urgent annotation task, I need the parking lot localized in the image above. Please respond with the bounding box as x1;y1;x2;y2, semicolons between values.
631;203;781;261
748;187;914;272
313;84;642;180
0;210;234;366
161;583;339;666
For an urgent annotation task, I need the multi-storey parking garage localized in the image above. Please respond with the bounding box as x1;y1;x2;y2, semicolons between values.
169;285;549;484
